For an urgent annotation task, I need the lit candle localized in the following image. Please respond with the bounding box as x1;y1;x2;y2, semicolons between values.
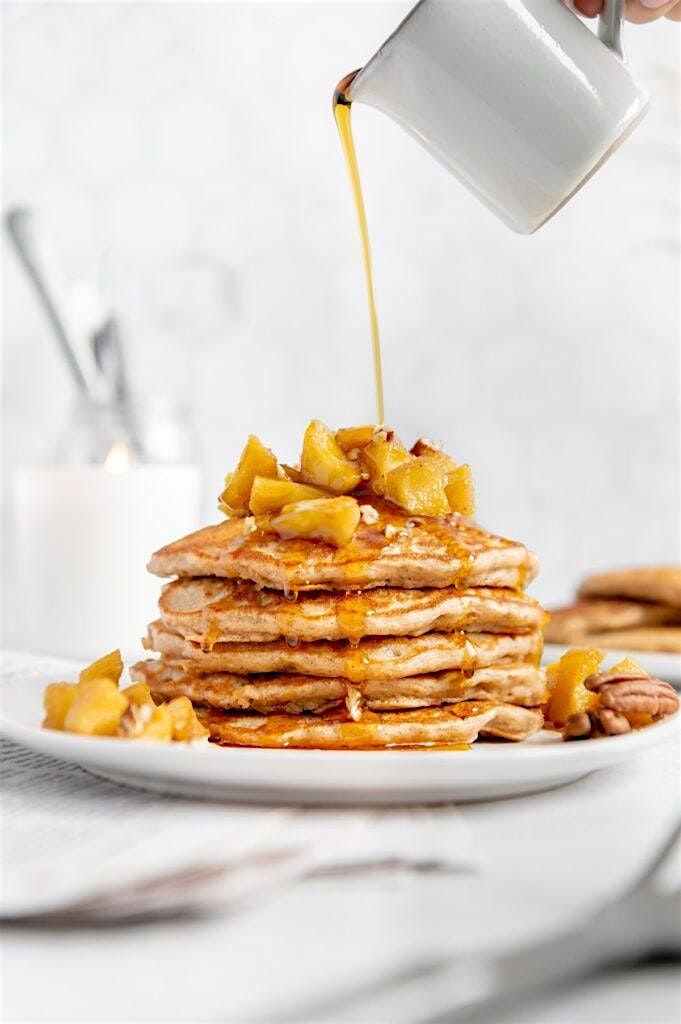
11;451;201;660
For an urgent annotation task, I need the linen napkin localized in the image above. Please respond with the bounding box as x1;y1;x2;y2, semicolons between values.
1;652;475;922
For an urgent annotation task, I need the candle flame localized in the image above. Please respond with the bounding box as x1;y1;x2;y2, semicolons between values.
104;441;134;474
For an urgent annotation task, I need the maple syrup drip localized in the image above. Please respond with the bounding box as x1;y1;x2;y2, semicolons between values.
201;619;221;653
336;591;372;643
334;71;385;424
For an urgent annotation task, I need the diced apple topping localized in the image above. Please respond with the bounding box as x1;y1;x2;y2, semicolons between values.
64;679;129;736
43;683;78;730
121;682;155;707
336;425;379;452
609;657;646;675
300;421;362;493
360;437;411;496
43;654;209;743
216;421;476;538
79;649;123;685
545;648;604;728
249;476;328;515
271;497;360;547
166;696;210;741
445;464;475;517
384;459;450;517
219;435;281;515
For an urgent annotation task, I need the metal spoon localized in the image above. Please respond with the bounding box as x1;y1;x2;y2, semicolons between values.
5;206;102;397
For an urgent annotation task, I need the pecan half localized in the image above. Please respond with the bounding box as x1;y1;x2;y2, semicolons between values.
563;707;632;740
584;672;679;718
564;670;679;740
563;711;592;740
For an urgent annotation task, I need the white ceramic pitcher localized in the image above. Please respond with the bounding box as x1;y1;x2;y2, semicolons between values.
347;0;648;233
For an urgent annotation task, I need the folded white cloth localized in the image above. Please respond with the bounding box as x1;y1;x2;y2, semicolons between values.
1;650;475;922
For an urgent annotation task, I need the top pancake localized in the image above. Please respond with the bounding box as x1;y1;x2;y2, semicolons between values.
148;497;539;592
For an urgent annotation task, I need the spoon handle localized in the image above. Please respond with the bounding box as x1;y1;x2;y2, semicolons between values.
5;207;95;396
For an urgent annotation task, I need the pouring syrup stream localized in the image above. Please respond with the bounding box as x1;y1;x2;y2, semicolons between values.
334;70;385;425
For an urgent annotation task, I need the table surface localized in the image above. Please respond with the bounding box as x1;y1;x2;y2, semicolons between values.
2;732;679;1024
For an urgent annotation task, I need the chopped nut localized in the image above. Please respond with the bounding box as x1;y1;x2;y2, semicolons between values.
410;437;442;456
563;711;592;740
597;708;632;735
345;685;363;722
384;523;401;539
119;701;154;737
359;504;379;525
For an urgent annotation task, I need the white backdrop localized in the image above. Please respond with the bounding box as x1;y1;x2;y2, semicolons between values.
2;1;679;621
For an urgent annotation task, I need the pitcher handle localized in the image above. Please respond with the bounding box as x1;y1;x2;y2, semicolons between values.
598;0;626;61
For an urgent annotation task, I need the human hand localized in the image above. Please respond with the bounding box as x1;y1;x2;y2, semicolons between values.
574;0;681;23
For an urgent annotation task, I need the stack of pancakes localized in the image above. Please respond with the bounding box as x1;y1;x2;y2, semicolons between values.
546;567;681;654
133;497;549;748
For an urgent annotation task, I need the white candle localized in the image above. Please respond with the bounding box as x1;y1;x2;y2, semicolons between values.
11;461;202;660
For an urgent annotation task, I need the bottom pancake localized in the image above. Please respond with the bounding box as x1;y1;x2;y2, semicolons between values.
132;658;548;713
196;702;544;749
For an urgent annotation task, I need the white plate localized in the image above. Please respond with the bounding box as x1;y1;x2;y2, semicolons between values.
542;643;681;688
2;664;678;804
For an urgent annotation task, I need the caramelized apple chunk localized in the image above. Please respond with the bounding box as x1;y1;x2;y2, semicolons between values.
546;648;604;727
63;679;128;736
166;696;210;741
609;657;646;675
119;702;174;741
121;682;155;707
219;435;281;515
384;460;450;517
281;464;305;483
300;421;362;493
43;683;78;730
335;425;379;452
361;437;411;496
271;497;360;547
445;464;475;517
249;476;328;515
79;649;123;685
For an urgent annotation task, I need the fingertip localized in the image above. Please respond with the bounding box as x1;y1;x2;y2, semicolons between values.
626;0;679;21
573;0;604;17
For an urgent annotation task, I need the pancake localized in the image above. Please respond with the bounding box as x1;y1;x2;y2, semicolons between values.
132;658;548;713
195;702;544;748
148;497;539;592
157;578;546;643
578;567;681;610
568;626;681;654
146;620;543;680
545;599;681;644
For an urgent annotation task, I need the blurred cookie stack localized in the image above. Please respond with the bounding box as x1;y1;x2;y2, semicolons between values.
546;567;681;654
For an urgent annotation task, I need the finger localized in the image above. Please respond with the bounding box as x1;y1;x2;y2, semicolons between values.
573;0;681;19
626;0;681;22
573;0;603;17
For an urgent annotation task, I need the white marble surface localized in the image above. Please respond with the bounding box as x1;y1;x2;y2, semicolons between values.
2;730;678;1023
1;1;679;633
